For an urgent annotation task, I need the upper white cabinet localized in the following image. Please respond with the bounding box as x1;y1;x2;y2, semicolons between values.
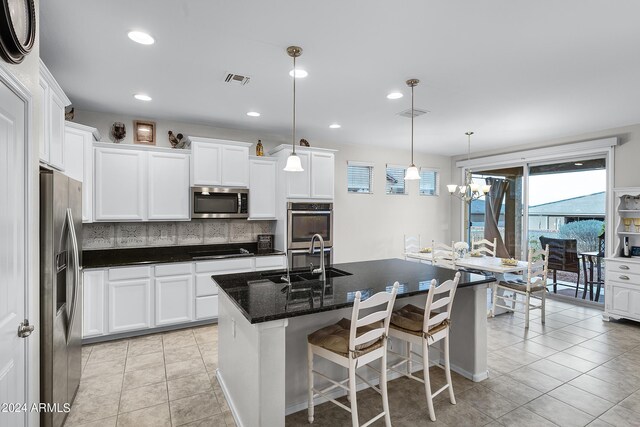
189;137;251;187
64;121;101;222
249;156;277;220
94;143;190;222
269;145;336;200
310;151;335;199
94;146;147;221
148;151;190;220
40;60;71;170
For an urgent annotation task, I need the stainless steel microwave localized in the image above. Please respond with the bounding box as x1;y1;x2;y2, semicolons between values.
191;187;248;218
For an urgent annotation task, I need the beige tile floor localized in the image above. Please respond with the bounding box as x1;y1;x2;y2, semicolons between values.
67;298;640;427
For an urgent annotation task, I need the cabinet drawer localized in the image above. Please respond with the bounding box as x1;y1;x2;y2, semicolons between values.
195;258;254;273
255;255;286;271
196;274;219;297
606;260;640;276
196;295;219;319
108;266;151;281
155;263;193;277
607;271;640;285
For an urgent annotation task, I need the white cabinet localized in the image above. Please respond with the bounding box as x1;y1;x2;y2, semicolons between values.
192;142;222;186
148;151;190;220
107;266;152;333
40;60;71;170
189;137;251;187
249;157;277;219
196;296;219;320
94;147;147;221
605;257;640;322
254;255;287;271
285;151;311;198
310;151;335;199
83;270;106;338
155;264;193;326
64;122;100;222
269;145;336;200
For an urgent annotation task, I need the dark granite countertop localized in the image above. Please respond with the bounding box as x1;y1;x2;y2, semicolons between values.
83;242;285;269
212;258;495;324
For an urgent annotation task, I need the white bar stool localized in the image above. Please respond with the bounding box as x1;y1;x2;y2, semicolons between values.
387;272;461;422
307;283;399;427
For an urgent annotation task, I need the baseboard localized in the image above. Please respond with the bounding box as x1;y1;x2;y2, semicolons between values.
82;319;217;344
216;369;244;427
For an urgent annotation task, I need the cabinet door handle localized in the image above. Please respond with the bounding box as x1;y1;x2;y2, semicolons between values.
619;275;630;280
619;265;630;270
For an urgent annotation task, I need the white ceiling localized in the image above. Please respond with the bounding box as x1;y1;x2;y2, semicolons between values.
40;1;640;156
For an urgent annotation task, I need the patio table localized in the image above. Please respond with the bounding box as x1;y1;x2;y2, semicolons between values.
580;251;604;301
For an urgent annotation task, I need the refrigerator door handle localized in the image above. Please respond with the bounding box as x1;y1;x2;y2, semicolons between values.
66;208;80;343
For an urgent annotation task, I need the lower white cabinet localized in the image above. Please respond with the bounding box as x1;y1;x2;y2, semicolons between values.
83;255;286;339
83;270;105;338
108;278;152;333
605;258;640;322
155;275;194;326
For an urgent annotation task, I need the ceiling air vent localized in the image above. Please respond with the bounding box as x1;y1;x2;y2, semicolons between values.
397;108;429;118
224;72;251;86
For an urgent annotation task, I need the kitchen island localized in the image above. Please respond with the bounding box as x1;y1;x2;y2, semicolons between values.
213;259;494;427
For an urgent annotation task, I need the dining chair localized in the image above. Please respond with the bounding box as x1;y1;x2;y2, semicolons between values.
472;237;497;257
431;240;457;270
307;283;399;427
539;236;584;297
404;234;421;260
387;272;461;421
491;245;549;328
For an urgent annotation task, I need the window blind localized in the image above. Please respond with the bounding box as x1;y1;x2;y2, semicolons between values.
386;166;406;194
347;164;373;193
420;169;439;196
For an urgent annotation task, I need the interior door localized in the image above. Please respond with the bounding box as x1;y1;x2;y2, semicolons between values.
0;71;28;427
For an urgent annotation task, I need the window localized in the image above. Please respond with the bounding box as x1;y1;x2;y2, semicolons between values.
347;161;373;194
419;169;439;196
386;165;406;195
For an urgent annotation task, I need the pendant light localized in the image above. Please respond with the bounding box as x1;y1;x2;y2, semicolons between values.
447;131;490;202
283;46;304;172
404;79;421;180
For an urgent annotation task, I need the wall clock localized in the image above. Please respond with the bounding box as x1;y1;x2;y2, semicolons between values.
0;0;36;64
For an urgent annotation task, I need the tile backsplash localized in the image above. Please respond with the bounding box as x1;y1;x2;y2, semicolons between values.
83;220;276;250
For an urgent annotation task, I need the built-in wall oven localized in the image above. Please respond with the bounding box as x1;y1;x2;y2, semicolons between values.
287;202;333;267
191;187;248;218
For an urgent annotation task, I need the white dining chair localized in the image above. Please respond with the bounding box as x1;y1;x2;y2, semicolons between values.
404;234;421;260
307;283;399;427
431;240;457;270
491;245;549;328
387;272;461;421
472;238;497;257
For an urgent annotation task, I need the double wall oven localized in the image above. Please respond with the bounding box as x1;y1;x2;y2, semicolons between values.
287;202;333;269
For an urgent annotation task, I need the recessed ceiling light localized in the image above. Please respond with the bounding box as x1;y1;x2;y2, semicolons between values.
329;124;341;129
247;111;261;117
387;92;403;99
127;31;155;45
134;94;152;101
574;162;583;166
289;69;308;78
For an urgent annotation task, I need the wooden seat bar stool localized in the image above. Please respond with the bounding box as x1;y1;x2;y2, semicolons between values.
387;272;461;422
307;283;399;427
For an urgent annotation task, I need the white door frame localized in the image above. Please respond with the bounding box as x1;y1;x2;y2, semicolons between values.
0;63;35;426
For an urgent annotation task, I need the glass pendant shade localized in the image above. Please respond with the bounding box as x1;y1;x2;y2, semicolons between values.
283;153;304;172
404;165;420;180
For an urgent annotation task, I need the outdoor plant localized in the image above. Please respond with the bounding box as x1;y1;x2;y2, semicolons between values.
558;219;605;253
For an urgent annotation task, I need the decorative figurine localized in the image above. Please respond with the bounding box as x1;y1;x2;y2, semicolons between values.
65;107;75;121
168;131;186;148
299;138;310;147
256;139;264;156
110;122;126;143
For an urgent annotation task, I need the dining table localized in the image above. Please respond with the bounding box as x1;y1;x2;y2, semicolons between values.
405;252;529;315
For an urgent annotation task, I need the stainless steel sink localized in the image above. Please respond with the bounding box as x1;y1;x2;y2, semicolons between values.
297;268;352;281
261;267;352;284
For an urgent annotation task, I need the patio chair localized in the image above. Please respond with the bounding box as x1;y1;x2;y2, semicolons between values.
539;236;584;298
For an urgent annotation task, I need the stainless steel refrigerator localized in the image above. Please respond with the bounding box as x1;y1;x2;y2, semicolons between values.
40;169;82;427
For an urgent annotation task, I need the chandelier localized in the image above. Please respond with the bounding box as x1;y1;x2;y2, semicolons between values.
447;132;490;202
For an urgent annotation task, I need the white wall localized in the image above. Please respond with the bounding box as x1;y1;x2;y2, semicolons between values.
73;109;453;263
449;123;640;242
3;0;42;422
